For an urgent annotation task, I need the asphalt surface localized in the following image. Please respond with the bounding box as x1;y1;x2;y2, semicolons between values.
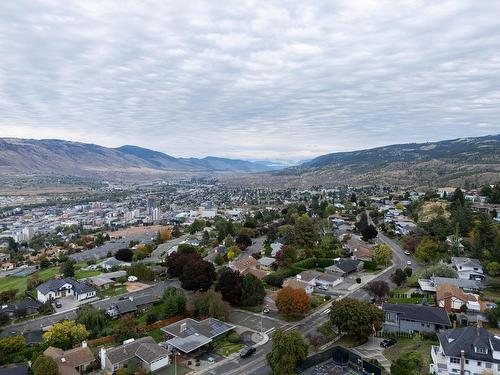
5;280;180;333
236;236;266;260
69;232;157;262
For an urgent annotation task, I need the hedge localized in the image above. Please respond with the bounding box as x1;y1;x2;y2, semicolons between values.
362;260;378;270
293;258;316;269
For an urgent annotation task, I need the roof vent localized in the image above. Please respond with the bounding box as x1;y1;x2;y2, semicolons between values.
61;358;66;363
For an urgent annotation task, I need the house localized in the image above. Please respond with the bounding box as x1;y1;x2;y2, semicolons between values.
270;242;283;257
418;277;482;294
100;336;170;373
436;284;484;313
0;364;29;375
229;256;259;273
97;257;131;270
430;326;500;375
44;342;95;375
0;298;41;316
241;267;268;280
86;271;127;289
161;318;235;355
283;276;315;294
382;303;451;334
394;220;417;236
451;257;485;281
105;295;159;319
36;278;96;303
326;258;363;276
345;238;373;261
297;270;343;289
257;256;275;271
0;329;43;346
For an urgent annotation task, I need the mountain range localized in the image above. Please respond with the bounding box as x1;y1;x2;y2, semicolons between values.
0;138;274;179
0;135;499;188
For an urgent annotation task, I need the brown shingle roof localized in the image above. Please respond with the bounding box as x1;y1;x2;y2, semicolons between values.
44;346;95;375
230;256;258;272
241;267;268;280
436;284;477;303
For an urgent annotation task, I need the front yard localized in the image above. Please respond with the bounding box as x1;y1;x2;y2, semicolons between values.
99;285;127;298
383;335;438;370
212;337;245;357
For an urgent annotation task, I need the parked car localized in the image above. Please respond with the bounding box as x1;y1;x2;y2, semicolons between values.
380;338;397;348
263;307;270;314
240;346;256;358
54;299;62;308
317;285;329;291
404;250;411;255
406;260;412;266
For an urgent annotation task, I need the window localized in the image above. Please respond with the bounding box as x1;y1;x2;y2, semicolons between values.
465;360;469;364
450;358;460;364
485;363;491;369
477;361;481;367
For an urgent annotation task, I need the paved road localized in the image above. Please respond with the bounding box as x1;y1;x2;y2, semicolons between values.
69;232;157;262
4;280;180;333
144;234;190;262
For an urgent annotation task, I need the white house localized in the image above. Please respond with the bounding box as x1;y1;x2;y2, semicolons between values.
36;278;96;303
451;257;485;281
430;326;500;375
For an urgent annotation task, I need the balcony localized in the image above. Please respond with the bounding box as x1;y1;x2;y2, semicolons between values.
430;346;448;374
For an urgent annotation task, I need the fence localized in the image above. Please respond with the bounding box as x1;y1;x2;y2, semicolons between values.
137;315;184;333
374;330;414;339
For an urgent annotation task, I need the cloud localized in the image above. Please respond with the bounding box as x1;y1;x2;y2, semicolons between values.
0;0;499;161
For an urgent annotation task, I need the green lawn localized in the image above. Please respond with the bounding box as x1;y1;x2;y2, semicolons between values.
0;266;60;296
212;338;244;357
482;287;500;303
136;303;164;326
145;328;165;343
384;336;438;370
162;364;191;375
387;297;433;305
99;285;127;298
75;269;102;279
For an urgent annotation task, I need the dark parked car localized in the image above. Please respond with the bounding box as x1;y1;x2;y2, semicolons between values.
54;299;62;308
240;346;256;358
380;338;397;348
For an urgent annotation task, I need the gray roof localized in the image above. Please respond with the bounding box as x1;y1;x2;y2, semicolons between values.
451;257;483;268
328;258;360;273
383;303;451;326
162;318;235;354
134;294;158;307
432;277;482;290
106;337;160;365
36;278;95;295
258;257;275;266
438;327;500;363
135;343;169;364
115;300;137;314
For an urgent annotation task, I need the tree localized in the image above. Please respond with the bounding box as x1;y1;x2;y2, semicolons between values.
32;355;58;375
180;259;216;291
276;286;311;315
266;329;308;375
61;259;75;278
280;225;296;246
159;227;171;241
216;267;243;305
391;351;425;375
43;320;89;350
166;248;202;278
364;280;390;300
486;261;500;277
391;268;407;286
127;263;155;281
163;287;186;318
420;264;457;279
0;288;17;303
329;298;383;338
189;289;230;321
372;244;392;266
414;238;440;263
0;335;25;356
361;224;378;241
404;267;413;278
40;257;52;269
114;314;138;342
294;214;318;249
214;252;224;266
172;225;182;238
27;273;41;290
224;234;235;247
115;248;134;262
75;305;107;339
241;274;266;307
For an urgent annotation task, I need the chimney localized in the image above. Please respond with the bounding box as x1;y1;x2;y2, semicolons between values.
453;320;457;328
477;320;482;336
460;349;465;375
99;347;107;370
81;341;87;348
296;274;302;281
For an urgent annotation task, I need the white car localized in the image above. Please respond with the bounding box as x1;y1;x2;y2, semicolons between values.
404;250;411;256
406;260;412;266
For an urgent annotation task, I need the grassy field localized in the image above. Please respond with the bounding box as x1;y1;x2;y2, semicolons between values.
0;267;60;296
384;336;438;370
213;337;244;357
99;285;127;298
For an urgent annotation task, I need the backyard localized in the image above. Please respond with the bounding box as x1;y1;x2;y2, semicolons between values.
383;335;437;371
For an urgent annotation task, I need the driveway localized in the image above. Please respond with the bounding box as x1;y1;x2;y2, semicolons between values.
352;337;391;372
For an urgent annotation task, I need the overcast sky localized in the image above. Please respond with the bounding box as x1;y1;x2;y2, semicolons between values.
0;1;499;161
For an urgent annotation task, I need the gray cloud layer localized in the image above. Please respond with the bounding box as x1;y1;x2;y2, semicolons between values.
0;0;499;161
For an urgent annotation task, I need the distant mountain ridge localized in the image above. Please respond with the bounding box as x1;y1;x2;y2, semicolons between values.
224;134;500;188
0;138;275;178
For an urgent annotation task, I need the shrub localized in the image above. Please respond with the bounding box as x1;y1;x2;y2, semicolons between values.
227;332;241;343
293;258;316;269
264;273;284;288
362;260;378;271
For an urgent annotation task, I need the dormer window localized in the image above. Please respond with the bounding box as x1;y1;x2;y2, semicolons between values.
475;347;487;354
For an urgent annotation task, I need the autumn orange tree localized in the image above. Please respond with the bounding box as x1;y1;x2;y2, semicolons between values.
159;227;171;242
276;286;311;315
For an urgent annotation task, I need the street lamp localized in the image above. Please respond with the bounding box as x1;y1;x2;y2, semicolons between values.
261;305;269;333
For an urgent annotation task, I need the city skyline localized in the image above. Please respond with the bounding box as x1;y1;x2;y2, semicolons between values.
1;1;499;161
